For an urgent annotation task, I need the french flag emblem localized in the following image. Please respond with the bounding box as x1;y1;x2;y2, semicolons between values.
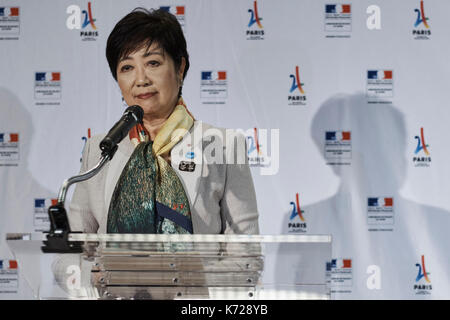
35;198;58;209
35;72;60;82
0;133;19;143
0;7;19;17
202;71;227;81
368;197;393;207
326;4;351;14
160;6;185;16
331;258;352;269
0;260;18;270
368;70;393;80
326;131;351;141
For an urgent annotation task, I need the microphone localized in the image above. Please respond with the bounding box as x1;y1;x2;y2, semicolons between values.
99;105;144;155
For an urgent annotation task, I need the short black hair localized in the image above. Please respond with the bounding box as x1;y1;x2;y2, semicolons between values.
106;8;189;94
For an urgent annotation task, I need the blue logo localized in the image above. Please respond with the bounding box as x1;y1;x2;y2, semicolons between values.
289;66;304;94
289;193;305;222
185;152;195;159
414;127;430;156
82;2;97;30
414;1;430;28
248;1;263;28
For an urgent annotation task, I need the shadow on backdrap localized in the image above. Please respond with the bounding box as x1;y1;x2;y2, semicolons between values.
0;87;58;299
274;92;450;299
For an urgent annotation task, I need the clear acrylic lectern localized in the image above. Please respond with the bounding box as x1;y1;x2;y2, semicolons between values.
7;233;331;300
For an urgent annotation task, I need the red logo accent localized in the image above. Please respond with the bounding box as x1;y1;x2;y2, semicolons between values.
9;133;19;142
384;70;393;79
177;6;185;15
10;7;19;16
52;72;61;81
342;131;351;140
217;71;227;80
342;5;351;13
342;259;352;268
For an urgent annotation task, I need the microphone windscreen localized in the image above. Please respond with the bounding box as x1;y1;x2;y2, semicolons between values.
126;105;144;122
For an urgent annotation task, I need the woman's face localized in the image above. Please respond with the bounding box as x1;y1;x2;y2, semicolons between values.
116;42;185;119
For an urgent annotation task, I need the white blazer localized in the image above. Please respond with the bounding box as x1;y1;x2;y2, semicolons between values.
68;121;259;234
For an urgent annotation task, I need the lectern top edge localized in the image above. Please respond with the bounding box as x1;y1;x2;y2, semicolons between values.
7;233;332;244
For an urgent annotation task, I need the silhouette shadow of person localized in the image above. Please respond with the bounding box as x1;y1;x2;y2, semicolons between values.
0;87;59;298
275;92;450;299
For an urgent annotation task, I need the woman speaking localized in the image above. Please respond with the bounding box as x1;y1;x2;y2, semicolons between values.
68;8;259;235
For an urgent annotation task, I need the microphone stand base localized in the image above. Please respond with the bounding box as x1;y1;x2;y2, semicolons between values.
41;231;83;254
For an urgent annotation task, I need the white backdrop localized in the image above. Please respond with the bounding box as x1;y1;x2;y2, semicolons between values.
1;0;449;299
